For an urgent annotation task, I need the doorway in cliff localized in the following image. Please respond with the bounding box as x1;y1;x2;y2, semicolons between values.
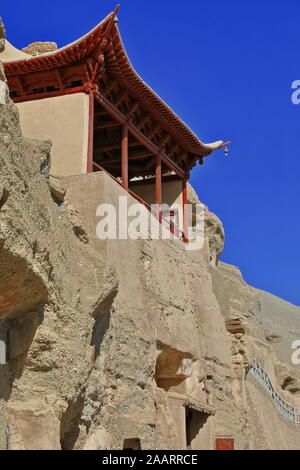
185;407;210;450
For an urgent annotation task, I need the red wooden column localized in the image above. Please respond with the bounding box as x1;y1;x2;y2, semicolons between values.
182;177;188;243
156;155;162;221
122;123;129;190
87;89;95;173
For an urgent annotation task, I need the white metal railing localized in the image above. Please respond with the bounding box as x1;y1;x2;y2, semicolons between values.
248;362;300;425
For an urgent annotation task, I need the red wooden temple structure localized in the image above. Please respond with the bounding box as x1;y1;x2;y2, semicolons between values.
2;5;230;242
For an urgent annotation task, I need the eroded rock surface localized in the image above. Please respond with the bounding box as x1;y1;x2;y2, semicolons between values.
0;19;5;53
22;41;57;56
187;183;225;266
211;261;300;449
0;32;117;450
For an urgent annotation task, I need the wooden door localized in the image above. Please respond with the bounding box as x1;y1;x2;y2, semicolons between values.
216;438;234;450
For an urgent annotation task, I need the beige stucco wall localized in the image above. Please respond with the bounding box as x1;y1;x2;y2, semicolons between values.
133;179;183;230
133;179;182;207
17;93;89;176
168;396;186;448
0;41;31;61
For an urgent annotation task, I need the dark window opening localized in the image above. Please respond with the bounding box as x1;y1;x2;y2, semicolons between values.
123;438;141;450
70;80;83;88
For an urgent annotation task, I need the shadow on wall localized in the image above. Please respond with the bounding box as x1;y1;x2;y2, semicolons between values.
60;388;87;451
155;342;193;393
0;307;45;400
186;408;209;450
88;279;118;368
90;310;111;362
0;306;45;450
60;283;118;450
0;249;48;324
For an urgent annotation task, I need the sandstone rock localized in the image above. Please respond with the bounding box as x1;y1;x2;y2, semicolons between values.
211;262;261;327
7;402;61;450
225;318;245;335
187;183;225;265
281;376;300;395
8;311;41;359
258;289;300;373
264;329;282;343
21;41;57;56
60;199;89;244
84;429;112;450
0;187;9;209
0;58;9;105
0;19;5;53
187;183;200;206
204;207;225;266
48;175;66;202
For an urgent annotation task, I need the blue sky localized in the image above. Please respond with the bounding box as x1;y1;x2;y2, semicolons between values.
2;1;300;305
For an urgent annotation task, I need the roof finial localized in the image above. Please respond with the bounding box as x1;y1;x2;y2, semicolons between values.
104;4;120;36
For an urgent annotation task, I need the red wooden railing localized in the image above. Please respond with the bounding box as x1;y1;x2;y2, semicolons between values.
92;162;184;241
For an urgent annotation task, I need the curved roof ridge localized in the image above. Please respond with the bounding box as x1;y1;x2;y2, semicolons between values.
2;7;230;157
2;11;114;64
107;23;228;155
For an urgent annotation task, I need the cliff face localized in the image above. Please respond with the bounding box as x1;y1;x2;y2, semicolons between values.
211;262;300;449
1;22;300;450
0;26;118;449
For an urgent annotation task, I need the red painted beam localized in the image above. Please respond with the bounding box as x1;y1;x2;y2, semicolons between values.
12;85;86;103
93;160;184;242
156;155;162;222
94;121;121;131
93;161;104;172
182;178;188;243
94;91;186;180
122;123;129;190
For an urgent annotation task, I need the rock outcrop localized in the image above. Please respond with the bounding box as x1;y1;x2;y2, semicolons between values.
0;19;5;53
258;290;300;373
211;261;300;449
187;183;225;266
21;41;57;56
